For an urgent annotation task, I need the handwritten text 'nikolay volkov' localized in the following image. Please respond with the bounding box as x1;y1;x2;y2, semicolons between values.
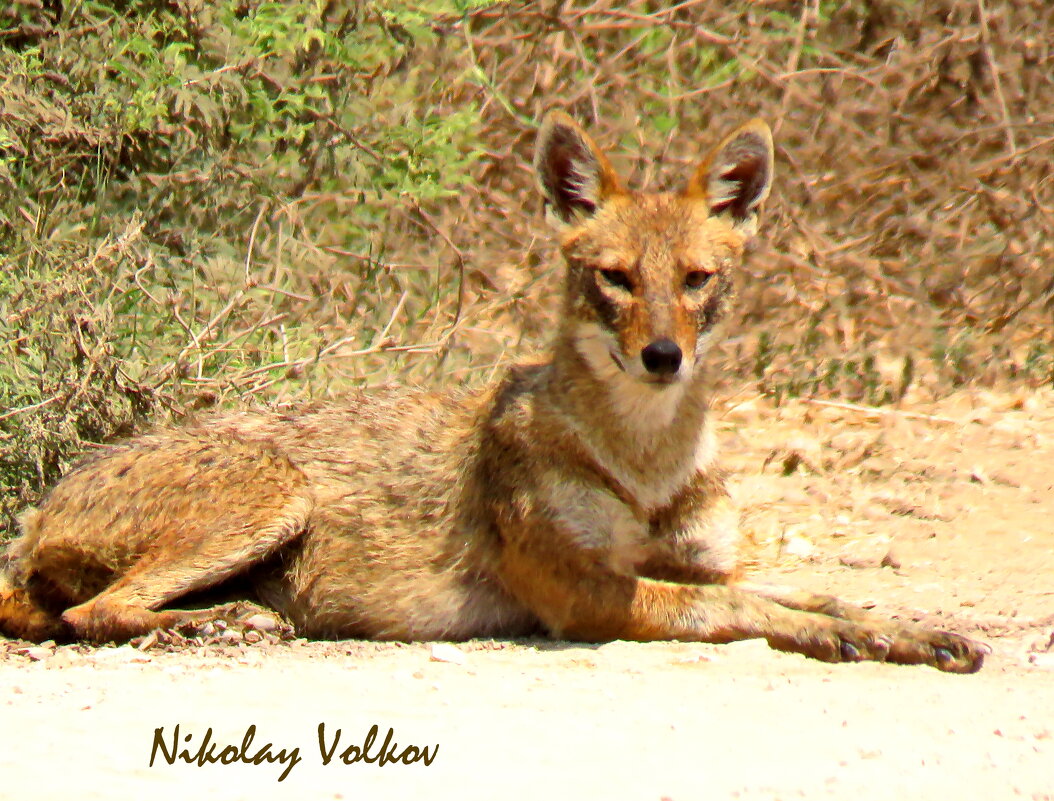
149;723;438;781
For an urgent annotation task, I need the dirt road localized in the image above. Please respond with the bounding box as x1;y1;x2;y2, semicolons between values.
2;389;1052;800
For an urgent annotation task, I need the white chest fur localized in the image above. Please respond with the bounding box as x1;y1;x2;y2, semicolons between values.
539;475;650;575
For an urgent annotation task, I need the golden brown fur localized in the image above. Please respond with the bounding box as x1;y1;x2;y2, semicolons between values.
0;112;986;672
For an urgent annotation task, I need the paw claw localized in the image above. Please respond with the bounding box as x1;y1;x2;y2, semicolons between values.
927;634;988;673
874;635;893;660
840;640;861;661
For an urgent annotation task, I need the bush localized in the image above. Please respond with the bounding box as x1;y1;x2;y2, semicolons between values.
0;0;486;536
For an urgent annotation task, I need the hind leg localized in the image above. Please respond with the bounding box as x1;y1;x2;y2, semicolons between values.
5;432;315;643
60;494;312;642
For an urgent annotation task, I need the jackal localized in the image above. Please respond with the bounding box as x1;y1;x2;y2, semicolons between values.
0;112;986;672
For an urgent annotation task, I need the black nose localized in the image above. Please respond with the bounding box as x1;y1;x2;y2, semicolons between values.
640;338;682;376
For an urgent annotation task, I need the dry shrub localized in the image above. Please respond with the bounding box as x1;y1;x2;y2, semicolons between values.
425;0;1053;402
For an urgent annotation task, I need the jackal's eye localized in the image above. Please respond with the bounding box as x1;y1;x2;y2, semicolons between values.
599;268;633;292
684;270;713;290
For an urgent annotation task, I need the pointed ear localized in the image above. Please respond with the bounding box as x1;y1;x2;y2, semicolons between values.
685;119;774;236
534;111;625;224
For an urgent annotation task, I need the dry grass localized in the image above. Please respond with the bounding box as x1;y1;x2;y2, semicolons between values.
404;0;1054;402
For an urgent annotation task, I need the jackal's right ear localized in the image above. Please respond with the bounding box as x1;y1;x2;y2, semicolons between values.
534;111;624;224
686;119;774;236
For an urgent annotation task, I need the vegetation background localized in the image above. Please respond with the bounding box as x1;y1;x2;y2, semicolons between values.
0;0;1051;538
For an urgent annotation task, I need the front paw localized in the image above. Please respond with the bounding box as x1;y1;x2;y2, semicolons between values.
886;626;989;673
769;618;894;664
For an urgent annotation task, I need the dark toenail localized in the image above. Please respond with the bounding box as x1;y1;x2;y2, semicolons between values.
840;641;861;661
935;647;953;666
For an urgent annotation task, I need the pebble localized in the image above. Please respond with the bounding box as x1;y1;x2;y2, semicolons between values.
244;614;281;632
19;647;53;662
781;528;815;559
838;537;900;570
429;643;468;665
1029;654;1054;670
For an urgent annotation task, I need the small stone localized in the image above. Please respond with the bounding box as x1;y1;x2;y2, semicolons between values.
429;643;467;665
781;527;815;559
880;546;902;569
838;536;894;569
20;647;53;662
243;614;280;633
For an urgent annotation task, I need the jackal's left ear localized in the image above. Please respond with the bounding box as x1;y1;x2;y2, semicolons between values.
686;119;774;236
534;111;624;224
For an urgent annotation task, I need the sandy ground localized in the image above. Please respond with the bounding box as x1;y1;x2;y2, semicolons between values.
1;388;1052;801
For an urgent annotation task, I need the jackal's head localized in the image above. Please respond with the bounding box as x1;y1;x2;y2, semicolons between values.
535;112;773;393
